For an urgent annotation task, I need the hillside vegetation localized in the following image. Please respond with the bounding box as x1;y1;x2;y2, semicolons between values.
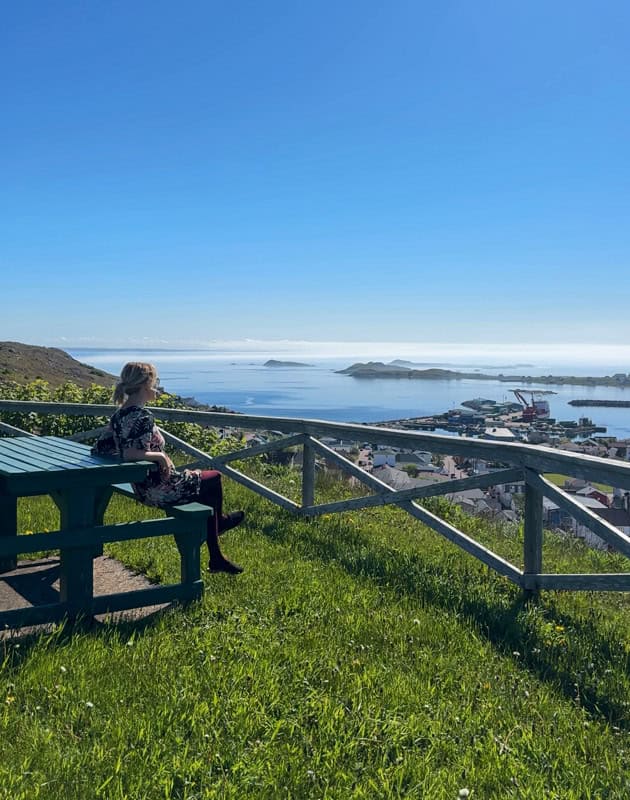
0;342;115;389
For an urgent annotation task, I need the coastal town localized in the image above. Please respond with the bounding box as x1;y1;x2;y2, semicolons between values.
237;390;630;553
331;363;630;548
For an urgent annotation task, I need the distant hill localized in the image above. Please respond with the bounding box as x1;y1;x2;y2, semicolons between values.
264;359;313;368
0;341;116;389
336;361;413;378
338;362;461;379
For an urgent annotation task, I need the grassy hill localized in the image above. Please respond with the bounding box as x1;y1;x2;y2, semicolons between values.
0;341;115;389
2;468;630;799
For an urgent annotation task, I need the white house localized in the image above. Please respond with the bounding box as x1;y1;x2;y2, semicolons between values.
571;496;608;549
373;450;397;467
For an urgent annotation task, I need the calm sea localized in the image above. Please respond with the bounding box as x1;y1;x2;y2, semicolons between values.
67;348;630;440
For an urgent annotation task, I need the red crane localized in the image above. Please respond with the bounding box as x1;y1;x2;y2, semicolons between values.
511;389;555;422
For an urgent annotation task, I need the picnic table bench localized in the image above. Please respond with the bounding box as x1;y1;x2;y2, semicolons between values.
0;435;212;629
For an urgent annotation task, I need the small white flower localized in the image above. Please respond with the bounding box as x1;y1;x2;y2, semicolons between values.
458;790;470;799
59;666;67;674
85;701;94;709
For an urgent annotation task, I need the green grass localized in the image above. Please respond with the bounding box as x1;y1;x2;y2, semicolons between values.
544;473;613;493
2;472;630;799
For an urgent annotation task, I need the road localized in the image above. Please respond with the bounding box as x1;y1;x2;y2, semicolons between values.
443;454;467;480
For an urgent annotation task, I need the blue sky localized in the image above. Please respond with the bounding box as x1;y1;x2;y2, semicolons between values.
2;1;629;352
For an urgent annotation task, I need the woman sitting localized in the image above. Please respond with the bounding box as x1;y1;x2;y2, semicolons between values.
93;362;244;574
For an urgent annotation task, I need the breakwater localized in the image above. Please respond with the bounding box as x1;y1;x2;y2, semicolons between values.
569;399;630;407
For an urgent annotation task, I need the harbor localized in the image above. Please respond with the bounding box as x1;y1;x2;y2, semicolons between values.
375;390;610;443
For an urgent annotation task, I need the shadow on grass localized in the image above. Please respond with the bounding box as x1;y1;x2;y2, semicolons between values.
0;594;181;671
262;513;630;730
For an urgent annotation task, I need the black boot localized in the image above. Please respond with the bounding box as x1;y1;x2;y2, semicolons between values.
218;510;245;534
208;557;244;574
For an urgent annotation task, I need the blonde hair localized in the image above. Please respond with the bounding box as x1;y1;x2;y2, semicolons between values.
113;362;157;405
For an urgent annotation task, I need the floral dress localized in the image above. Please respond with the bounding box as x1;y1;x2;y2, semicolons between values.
92;405;201;508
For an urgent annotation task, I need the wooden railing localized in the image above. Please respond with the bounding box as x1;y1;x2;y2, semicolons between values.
2;399;630;594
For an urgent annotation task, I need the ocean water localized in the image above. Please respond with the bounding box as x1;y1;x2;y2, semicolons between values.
67;347;630;440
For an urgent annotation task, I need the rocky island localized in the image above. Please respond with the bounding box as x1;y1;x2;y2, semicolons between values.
390;359;535;369
264;359;313;368
336;361;630;387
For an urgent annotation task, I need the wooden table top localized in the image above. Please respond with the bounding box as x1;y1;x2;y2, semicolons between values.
0;436;151;494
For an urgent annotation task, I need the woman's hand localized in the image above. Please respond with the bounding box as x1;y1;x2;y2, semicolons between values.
159;453;174;478
123;448;174;479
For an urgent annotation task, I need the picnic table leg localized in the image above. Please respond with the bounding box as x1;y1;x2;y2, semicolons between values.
91;487;113;558
174;510;208;603
0;494;18;573
52;489;98;621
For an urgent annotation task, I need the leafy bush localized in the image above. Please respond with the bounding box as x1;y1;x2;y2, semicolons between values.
0;380;244;457
0;380;112;437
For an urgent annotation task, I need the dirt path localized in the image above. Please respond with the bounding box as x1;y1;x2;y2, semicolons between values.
0;556;170;639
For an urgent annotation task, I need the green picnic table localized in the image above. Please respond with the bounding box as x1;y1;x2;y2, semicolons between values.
0;435;211;629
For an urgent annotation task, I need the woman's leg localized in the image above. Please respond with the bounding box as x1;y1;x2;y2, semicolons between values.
198;470;245;533
198;470;223;532
198;470;243;574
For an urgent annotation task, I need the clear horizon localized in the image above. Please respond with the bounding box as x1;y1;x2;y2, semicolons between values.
2;3;629;345
57;338;630;370
60;341;630;437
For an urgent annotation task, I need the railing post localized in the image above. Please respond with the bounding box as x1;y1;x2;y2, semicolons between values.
523;468;543;598
302;436;315;509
